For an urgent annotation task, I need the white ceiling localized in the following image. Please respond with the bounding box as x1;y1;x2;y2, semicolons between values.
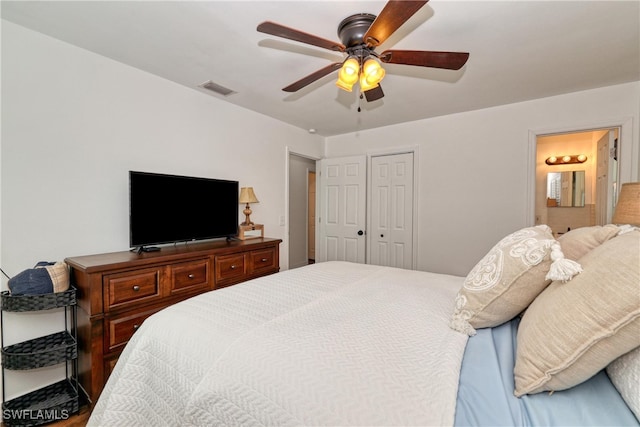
2;1;639;137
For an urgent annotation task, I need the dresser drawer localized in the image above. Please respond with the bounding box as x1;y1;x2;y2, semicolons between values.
104;268;162;311
250;248;277;274
105;306;162;352
170;259;210;295
215;253;246;284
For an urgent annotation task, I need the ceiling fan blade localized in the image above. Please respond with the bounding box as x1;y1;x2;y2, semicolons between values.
282;62;343;92
380;50;469;70
364;0;428;48
257;21;345;52
364;85;385;102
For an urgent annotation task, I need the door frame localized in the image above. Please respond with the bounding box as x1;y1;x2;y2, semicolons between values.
366;146;420;269
526;117;634;226
286;147;321;271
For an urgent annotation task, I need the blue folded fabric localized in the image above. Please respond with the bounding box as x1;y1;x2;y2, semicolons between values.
8;262;68;295
455;317;639;426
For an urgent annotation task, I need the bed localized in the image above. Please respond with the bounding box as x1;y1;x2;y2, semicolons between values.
88;225;640;426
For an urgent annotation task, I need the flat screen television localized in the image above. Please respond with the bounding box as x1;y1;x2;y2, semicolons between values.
129;171;239;250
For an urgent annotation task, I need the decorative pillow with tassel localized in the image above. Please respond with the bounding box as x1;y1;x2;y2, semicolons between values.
7;262;70;295
450;225;581;336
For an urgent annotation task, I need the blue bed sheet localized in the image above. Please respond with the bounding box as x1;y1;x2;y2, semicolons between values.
455;317;639;426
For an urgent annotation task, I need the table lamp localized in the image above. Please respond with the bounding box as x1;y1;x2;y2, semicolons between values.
612;182;640;226
239;187;259;226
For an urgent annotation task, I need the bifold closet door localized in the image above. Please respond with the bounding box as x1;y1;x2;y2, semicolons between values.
368;152;414;269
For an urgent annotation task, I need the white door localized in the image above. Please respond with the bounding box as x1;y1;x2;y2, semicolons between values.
596;131;617;225
317;156;366;263
368;153;414;269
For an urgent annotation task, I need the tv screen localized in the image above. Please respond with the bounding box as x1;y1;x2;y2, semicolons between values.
129;171;239;248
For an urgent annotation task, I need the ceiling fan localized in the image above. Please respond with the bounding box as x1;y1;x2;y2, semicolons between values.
257;0;469;102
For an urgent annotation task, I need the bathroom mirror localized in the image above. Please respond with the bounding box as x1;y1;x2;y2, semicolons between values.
546;171;586;207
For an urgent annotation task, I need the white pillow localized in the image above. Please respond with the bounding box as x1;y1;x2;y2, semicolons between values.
607;347;640;420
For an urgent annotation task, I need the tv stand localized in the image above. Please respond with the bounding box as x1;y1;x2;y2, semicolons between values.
65;237;281;405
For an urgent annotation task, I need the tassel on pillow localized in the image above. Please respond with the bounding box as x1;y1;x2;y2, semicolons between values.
545;242;583;282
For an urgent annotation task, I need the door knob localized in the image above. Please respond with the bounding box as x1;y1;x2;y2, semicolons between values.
380;234;384;238
357;230;364;236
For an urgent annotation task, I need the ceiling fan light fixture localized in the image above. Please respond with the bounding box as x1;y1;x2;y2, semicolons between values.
336;57;360;92
360;58;385;90
359;72;379;91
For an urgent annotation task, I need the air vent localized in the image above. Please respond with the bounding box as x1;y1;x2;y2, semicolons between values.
198;80;236;96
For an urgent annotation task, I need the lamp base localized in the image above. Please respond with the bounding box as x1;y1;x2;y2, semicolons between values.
242;204;253;226
238;224;264;240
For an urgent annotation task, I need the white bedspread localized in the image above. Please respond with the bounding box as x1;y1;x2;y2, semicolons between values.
89;261;468;426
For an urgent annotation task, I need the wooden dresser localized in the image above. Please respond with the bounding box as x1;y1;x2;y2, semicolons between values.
64;237;281;405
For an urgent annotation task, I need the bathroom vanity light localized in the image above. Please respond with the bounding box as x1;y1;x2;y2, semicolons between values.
545;154;587;165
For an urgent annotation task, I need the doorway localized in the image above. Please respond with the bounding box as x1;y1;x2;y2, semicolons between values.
308;171;316;263
288;153;316;269
534;127;620;237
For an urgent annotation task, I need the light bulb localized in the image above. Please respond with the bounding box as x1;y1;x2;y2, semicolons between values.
336;58;360;92
361;58;385;87
360;73;378;91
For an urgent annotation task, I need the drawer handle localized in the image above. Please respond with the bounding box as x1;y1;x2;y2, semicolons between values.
132;285;140;292
133;324;140;331
188;274;195;279
230;265;236;270
261;258;268;262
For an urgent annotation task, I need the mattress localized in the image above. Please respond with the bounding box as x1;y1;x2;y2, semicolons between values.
89;261;469;426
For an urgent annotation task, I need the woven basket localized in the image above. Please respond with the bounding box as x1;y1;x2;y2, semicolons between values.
2;331;77;370
2;379;79;426
1;288;76;312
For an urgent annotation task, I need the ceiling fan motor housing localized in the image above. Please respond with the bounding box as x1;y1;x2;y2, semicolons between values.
338;13;376;48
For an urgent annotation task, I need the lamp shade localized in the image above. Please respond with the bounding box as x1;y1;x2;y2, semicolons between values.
239;187;259;204
336;58;360;92
360;58;385;90
612;182;640;226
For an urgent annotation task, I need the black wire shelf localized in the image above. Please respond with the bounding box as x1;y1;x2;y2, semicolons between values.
2;331;77;370
2;379;79;426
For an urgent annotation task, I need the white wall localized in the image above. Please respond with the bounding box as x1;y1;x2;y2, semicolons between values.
1;21;323;399
325;82;640;277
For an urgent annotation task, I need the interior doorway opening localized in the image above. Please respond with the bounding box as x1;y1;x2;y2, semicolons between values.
535;127;620;237
288;153;317;270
